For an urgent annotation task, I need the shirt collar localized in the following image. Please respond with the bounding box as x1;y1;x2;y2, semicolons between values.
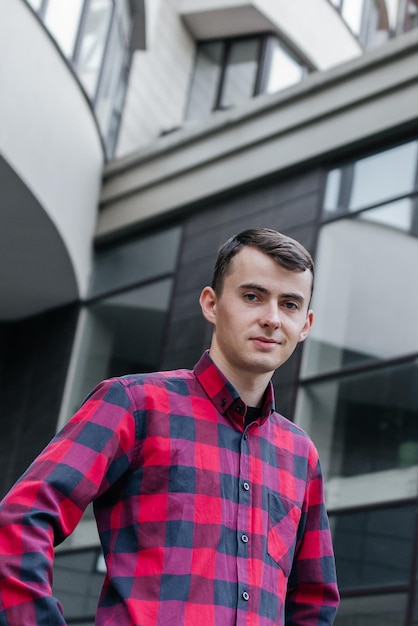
194;351;275;427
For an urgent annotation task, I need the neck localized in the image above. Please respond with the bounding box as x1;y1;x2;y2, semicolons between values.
208;349;271;407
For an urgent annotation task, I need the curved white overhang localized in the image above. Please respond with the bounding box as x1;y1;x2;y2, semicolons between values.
178;0;362;70
0;0;104;320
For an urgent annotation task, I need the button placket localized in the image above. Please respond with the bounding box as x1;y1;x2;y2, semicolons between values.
237;429;251;614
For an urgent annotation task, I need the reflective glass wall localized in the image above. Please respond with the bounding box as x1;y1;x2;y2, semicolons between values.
296;138;418;624
25;0;133;157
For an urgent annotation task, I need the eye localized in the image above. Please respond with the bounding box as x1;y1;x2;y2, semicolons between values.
244;293;259;302
283;301;298;310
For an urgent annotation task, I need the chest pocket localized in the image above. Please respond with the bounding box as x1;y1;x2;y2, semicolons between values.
267;492;301;577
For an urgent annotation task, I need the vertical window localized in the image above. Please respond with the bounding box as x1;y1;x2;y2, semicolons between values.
186;34;308;122
28;0;135;158
263;38;305;94
75;0;113;98
44;0;84;58
186;42;223;121
219;38;260;109
341;0;365;36
95;0;131;154
404;0;418;31
26;0;44;11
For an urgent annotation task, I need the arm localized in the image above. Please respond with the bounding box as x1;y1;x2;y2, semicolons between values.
285;451;339;625
0;379;137;625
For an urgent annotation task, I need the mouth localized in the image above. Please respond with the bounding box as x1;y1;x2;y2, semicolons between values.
251;337;280;346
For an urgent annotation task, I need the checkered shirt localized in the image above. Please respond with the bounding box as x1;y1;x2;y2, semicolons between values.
0;351;339;625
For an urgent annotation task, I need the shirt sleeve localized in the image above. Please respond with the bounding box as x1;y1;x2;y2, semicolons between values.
285;447;340;625
0;378;137;626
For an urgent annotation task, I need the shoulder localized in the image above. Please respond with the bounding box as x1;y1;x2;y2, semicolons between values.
270;410;319;466
97;368;197;407
117;367;195;390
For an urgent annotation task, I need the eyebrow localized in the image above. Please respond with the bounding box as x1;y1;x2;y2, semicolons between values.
239;283;306;305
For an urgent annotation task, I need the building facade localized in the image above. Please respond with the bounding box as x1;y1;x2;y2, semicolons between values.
1;0;418;623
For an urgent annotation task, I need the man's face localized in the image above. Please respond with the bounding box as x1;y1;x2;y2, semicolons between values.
200;246;313;381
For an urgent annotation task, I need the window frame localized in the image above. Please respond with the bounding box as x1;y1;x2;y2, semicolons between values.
187;32;310;120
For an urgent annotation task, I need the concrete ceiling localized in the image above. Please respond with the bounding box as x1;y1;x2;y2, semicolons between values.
0;155;79;321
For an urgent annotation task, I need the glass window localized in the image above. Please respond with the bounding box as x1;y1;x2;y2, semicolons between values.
330;504;416;590
219;38;260;109
342;0;365;35
66;277;174;418
53;548;104;621
301;209;418;378
404;0;418;31
26;0;44;11
323;140;418;216
44;0;84;58
362;0;394;48
76;0;113;98
186;42;223;121
186;35;307;122
96;0;130;146
95;17;126;139
38;0;133;157
358;199;414;230
263;39;304;94
335;593;408;625
296;360;418;501
90;226;182;297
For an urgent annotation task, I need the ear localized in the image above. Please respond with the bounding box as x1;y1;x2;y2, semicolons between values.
199;286;217;325
298;309;314;343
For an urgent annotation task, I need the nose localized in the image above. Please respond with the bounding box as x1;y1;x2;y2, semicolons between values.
260;303;281;329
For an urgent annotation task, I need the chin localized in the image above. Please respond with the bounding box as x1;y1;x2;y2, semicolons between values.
247;357;282;374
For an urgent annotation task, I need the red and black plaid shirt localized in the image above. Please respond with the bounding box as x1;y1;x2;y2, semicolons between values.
0;351;339;625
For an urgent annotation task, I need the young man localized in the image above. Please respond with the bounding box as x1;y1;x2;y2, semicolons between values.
0;228;339;625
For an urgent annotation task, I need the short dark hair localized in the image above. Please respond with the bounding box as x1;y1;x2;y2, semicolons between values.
211;228;314;297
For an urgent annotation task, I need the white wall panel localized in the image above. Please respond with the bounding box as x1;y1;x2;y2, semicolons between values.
116;0;195;155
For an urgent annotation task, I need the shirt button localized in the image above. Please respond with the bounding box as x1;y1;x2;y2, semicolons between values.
241;534;248;543
243;482;250;491
236;405;242;413
242;591;249;601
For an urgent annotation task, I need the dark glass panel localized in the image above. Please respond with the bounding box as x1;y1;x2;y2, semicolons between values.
335;593;407;625
297;360;418;495
330;504;416;590
89;226;182;297
53;549;104;620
